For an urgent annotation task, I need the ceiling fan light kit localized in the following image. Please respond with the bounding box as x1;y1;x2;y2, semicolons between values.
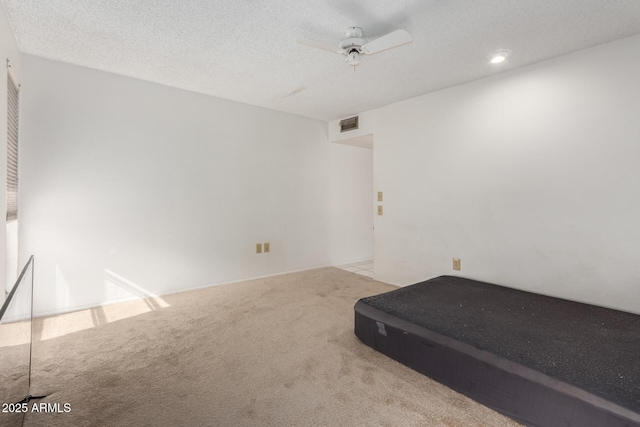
346;51;361;66
298;26;413;68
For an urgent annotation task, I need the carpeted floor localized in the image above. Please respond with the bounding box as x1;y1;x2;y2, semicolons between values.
19;267;521;426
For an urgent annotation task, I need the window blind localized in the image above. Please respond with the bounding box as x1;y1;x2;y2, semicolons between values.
7;74;19;222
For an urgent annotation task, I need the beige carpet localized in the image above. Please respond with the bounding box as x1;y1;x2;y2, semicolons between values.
19;267;521;426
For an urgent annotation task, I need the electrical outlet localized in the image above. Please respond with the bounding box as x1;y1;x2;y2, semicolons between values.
453;258;461;271
377;191;383;202
256;243;262;254
377;205;383;215
264;243;270;253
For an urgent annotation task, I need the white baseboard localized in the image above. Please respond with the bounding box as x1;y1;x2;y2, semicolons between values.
33;263;334;318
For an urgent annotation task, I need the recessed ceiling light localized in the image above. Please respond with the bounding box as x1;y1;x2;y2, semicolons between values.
490;49;512;64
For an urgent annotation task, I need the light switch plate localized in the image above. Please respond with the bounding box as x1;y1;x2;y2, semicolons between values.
377;191;383;202
264;243;270;253
256;243;262;254
453;258;461;271
377;206;383;215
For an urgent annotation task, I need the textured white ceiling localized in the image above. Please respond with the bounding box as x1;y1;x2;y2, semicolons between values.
4;0;640;121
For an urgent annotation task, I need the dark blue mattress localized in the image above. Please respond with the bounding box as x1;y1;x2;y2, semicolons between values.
354;275;640;427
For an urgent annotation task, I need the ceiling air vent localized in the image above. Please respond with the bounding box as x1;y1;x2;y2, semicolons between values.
339;116;359;133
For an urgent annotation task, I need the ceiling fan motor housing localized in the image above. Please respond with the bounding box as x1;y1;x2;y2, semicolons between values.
339;38;365;51
340;26;365;56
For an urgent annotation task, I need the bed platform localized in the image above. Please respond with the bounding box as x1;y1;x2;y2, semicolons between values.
354;276;640;427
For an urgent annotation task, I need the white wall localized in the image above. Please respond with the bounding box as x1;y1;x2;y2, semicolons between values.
333;34;640;314
19;55;373;316
1;1;21;301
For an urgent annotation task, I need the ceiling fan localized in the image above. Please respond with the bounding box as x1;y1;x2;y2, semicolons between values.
298;27;413;68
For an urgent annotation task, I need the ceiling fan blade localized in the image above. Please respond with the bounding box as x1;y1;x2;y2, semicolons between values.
362;29;412;55
298;39;342;54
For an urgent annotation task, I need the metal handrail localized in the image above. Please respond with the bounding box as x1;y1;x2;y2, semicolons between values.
0;255;36;408
0;255;34;321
